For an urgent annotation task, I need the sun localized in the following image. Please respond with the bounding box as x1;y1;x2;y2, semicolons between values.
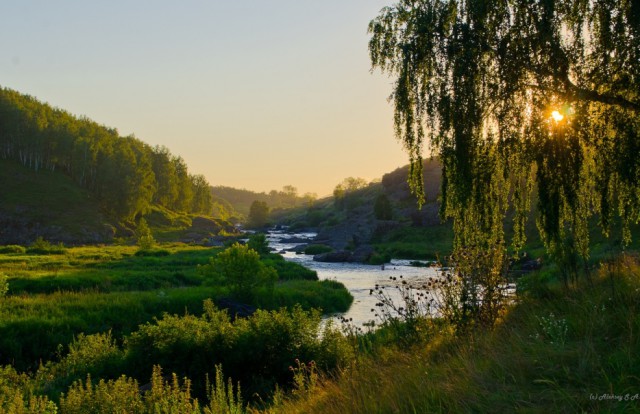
551;110;564;122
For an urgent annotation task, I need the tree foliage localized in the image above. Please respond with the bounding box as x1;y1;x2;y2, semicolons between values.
369;1;640;269
211;186;309;217
374;194;394;220
199;243;277;301
0;87;214;221
247;233;270;256
135;218;155;250
333;177;369;210
247;200;270;229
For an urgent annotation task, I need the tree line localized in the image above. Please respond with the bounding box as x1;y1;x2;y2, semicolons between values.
0;87;212;221
211;185;317;217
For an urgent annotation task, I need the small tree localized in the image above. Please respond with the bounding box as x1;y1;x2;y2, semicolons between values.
247;233;270;256
199;243;277;301
247;200;270;229
136;218;155;250
374;194;393;220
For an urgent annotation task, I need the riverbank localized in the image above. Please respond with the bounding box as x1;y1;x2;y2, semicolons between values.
266;254;640;413
267;230;440;327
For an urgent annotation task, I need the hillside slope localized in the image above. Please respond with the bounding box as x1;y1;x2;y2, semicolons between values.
0;159;238;245
0;86;212;223
273;159;448;254
0;159;114;244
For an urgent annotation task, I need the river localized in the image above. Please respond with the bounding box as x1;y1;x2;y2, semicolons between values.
267;230;440;328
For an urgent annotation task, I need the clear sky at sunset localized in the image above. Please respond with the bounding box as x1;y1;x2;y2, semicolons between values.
0;0;408;196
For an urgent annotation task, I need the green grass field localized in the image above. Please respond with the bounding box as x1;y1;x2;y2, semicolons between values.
0;244;352;371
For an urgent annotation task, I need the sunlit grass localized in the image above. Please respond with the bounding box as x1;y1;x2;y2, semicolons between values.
268;255;640;413
0;243;352;371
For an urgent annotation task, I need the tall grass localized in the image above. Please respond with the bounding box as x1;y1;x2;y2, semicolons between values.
0;286;226;370
268;254;640;413
0;243;352;370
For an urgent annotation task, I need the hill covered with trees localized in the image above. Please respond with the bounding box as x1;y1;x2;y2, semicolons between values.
0;87;212;220
0;87;219;243
211;185;316;218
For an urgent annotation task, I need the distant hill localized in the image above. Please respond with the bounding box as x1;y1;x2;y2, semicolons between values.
276;158;639;261
271;159;446;252
210;185;314;218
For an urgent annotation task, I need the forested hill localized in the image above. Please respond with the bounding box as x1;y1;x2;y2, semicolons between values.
211;185;316;217
0;87;213;222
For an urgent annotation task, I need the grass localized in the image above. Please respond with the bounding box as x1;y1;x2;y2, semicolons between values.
1;244;637;413
0;159;110;240
267;254;640;413
2;244;211;294
0;243;352;372
0;286;224;371
303;244;334;255
256;280;353;313
372;224;454;260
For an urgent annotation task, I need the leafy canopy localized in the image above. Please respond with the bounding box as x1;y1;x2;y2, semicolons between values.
369;0;640;260
247;200;270;229
199;243;277;301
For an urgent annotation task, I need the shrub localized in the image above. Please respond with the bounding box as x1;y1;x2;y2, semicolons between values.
368;252;390;265
0;245;26;254
37;332;125;394
0;366;56;413
136;218;156;250
60;374;144;414
26;237;66;255
247;233;270;255
303;244;333;255
199;243;277;301
59;365;207;414
437;246;509;331
125;301;350;399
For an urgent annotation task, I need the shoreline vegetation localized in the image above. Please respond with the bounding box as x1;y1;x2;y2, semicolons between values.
0;239;638;412
0;242;352;371
1;0;639;410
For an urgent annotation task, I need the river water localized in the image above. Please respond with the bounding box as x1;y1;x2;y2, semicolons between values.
267;230;440;328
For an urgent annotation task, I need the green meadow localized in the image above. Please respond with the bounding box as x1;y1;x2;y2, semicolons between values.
0;244;352;372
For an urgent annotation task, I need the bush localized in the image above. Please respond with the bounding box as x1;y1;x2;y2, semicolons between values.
304;244;333;255
0;245;26;254
368;252;391;265
247;233;270;255
26;237;66;255
125;300;350;399
199;243;277;301
37;332;125;394
136;218;156;250
0;367;55;413
262;255;318;281
59;364;226;414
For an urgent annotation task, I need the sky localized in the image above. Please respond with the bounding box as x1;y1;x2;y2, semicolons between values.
0;0;408;197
